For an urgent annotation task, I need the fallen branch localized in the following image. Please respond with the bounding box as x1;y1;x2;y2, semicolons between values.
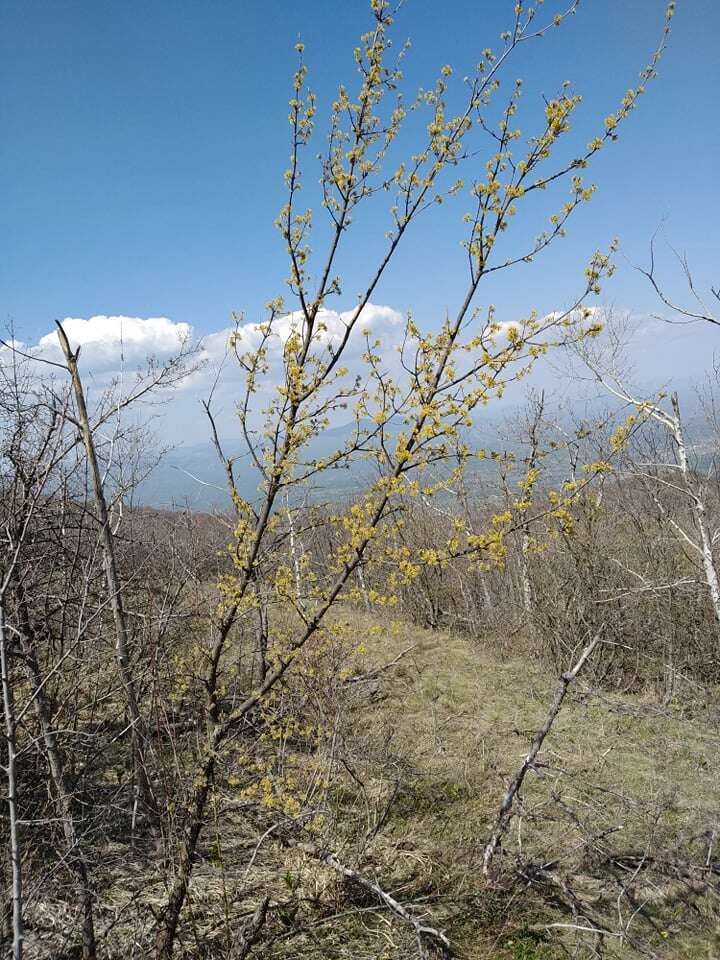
297;840;453;958
343;644;417;684
232;896;270;959
482;628;603;876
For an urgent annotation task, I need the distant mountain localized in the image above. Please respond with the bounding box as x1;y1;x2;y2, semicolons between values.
135;440;375;510
135;415;510;510
134;395;720;511
136;420;384;510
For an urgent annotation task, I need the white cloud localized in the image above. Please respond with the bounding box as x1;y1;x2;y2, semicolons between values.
202;304;405;393
8;305;408;444
181;304;409;442
35;315;192;372
6;304;718;450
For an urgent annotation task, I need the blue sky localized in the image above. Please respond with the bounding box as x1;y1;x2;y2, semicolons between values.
2;1;718;354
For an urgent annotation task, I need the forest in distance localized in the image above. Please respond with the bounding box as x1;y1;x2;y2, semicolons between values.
2;2;720;959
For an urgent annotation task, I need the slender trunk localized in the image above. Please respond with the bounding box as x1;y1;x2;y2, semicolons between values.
155;759;215;959
15;591;95;959
55;322;154;811
154;263;481;953
520;527;533;615
480;576;493;610
256;603;268;683
357;563;372;613
154;607;237;959
0;603;23;960
286;502;303;603
671;393;720;626
518;391;543;619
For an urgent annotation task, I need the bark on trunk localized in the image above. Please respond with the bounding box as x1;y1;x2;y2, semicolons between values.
55;322;154;812
154;758;215;959
671;393;720;627
0;603;23;960
15;589;96;959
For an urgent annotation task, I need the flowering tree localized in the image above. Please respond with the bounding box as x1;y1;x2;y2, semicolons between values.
154;2;676;956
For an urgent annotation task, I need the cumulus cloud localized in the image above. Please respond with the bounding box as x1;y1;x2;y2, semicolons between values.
181;304;410;442
6;303;715;450
16;302;654;446
225;304;403;357
8;303;608;445
201;304;406;395
7;305;409;444
35;315;192;373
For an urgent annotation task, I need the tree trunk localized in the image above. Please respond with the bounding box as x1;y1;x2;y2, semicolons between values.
671;393;720;627
55;322;154;813
482;630;601;875
520;528;533;615
0;603;23;960
15;589;96;959
154;758;215;959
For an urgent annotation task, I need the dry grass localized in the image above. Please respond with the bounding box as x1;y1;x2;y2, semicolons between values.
24;609;720;959
333;610;720;958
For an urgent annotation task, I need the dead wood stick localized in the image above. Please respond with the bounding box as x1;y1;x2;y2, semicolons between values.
297;840;452;958
344;644;417;684
482;629;603;876
232;896;270;959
